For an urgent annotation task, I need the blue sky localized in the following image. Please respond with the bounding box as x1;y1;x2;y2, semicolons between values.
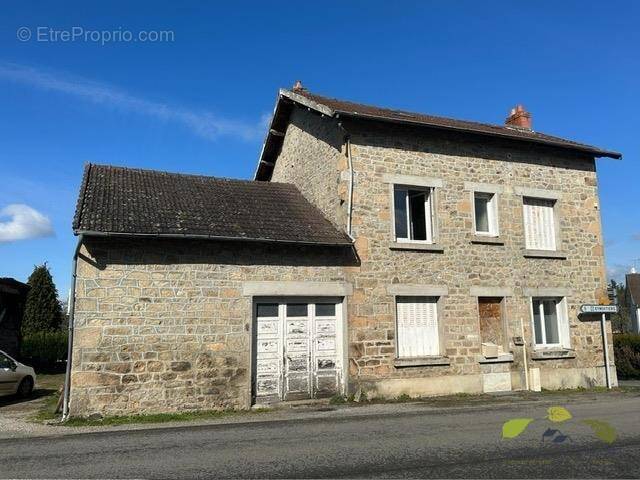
0;1;638;297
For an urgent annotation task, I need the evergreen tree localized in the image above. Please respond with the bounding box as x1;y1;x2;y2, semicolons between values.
609;279;630;333
22;263;63;334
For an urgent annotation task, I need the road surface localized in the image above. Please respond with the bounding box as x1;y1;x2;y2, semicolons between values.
1;395;639;478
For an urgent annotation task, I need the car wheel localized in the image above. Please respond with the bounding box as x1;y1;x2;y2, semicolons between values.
17;377;33;398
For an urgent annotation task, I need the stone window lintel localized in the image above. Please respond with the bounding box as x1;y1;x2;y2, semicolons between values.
389;242;445;253
393;356;450;368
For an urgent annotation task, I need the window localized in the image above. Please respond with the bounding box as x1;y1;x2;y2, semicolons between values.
286;304;308;317
0;353;14;369
474;192;498;236
393;186;433;243
531;297;570;348
396;296;439;357
523;197;556;251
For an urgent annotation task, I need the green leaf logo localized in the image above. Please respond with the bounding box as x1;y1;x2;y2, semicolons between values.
547;406;572;423
502;418;534;439
582;419;617;444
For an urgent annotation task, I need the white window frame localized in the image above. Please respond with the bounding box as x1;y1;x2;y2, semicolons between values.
529;297;568;348
395;296;440;358
522;197;558;251
473;191;499;237
392;185;434;244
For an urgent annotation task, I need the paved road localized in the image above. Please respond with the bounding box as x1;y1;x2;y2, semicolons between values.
1;396;639;478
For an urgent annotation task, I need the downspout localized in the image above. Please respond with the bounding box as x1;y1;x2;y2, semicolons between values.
337;120;354;239
62;234;83;420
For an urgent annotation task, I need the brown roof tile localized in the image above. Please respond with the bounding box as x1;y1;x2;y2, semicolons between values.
256;88;621;180
626;273;640;305
72;164;352;246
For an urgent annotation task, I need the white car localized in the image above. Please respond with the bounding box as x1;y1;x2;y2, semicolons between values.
0;350;35;397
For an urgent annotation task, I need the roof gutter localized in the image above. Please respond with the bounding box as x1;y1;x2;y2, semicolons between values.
74;230;353;247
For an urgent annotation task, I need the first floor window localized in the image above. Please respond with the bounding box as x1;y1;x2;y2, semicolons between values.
396;296;439;357
393;185;433;243
474;192;498;236
523;197;556;250
531;297;570;348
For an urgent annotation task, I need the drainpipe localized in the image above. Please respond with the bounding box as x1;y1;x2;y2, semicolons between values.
62;234;84;420
337;120;354;239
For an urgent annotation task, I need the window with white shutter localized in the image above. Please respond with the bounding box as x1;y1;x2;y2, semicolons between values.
523;197;556;251
396;296;439;357
531;297;570;348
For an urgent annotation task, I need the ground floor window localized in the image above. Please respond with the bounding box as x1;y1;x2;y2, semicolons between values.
531;297;570;348
396;296;439;357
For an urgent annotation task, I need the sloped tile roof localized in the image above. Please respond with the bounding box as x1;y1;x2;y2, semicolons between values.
256;88;621;180
626;273;640;305
296;90;621;158
72;164;352;246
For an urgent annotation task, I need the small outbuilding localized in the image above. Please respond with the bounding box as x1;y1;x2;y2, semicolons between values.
0;278;30;358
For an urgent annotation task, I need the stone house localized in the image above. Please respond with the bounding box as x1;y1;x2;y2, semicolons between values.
67;84;621;417
625;271;640;333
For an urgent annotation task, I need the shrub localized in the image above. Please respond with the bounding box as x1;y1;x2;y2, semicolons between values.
20;330;68;372
613;334;640;379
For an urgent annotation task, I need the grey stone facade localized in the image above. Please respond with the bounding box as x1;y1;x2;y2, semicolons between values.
70;237;354;416
70;103;616;417
271;110;616;398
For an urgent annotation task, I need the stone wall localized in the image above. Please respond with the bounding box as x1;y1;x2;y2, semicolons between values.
273;107;615;397
270;107;345;228
70;237;354;416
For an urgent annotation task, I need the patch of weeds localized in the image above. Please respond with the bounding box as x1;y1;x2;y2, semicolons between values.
31;391;61;423
395;393;412;402
329;394;348;404
62;408;269;427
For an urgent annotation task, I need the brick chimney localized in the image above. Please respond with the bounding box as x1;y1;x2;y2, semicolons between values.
505;105;532;130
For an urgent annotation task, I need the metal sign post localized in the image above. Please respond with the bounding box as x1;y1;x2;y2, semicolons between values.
601;312;611;389
580;304;618;389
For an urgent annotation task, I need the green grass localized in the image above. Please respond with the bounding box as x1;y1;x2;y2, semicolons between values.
29;373;66;423
62;408;271;427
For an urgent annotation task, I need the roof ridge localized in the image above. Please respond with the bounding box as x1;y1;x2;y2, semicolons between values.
296;89;610;147
88;163;294;188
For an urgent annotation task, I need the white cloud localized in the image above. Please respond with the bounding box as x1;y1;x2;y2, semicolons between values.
0;204;54;243
607;263;631;282
0;62;268;141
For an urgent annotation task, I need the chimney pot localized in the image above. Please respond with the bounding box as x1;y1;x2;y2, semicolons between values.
505;104;532;130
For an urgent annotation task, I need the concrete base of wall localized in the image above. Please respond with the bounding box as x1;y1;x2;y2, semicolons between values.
356;365;618;400
538;366;618;390
361;374;483;399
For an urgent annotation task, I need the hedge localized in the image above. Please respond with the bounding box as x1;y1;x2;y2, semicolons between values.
20;330;68;372
613;333;640;380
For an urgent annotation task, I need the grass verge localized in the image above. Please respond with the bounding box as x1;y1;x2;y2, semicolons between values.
62;408;271;428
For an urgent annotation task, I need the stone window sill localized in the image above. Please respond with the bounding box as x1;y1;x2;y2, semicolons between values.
523;250;567;259
531;349;576;360
471;235;504;245
394;356;450;367
389;242;445;253
478;353;514;364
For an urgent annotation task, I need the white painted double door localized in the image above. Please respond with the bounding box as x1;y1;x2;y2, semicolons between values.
255;298;342;402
